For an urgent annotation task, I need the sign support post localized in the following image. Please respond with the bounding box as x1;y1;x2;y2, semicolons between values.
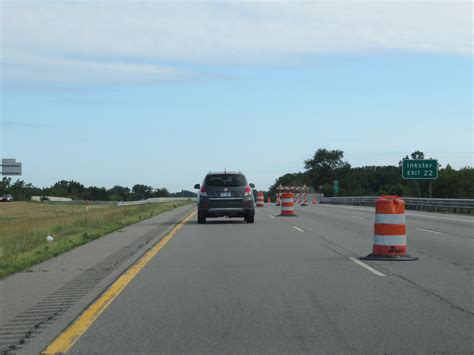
333;180;339;196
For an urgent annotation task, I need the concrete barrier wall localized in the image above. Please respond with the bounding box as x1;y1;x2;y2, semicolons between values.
31;196;73;202
117;197;195;207
30;196;194;206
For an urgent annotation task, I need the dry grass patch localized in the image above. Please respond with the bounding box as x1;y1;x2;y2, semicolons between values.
0;200;191;278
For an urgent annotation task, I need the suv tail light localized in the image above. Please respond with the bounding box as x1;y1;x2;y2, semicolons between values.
244;185;252;197
200;186;208;197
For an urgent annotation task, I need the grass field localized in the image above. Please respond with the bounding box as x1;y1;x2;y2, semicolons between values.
0;200;191;278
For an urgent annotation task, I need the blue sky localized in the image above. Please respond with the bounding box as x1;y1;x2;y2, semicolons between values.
1;1;472;191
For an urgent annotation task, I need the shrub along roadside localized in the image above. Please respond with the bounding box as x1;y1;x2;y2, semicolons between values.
0;200;192;278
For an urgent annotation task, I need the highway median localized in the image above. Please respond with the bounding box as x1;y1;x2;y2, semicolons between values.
0;200;192;278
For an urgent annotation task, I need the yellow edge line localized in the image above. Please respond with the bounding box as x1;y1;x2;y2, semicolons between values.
42;210;196;354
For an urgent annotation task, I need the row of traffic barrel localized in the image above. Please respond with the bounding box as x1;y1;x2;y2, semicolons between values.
256;192;317;212
255;192;417;261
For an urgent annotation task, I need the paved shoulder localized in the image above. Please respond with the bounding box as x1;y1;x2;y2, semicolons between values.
0;204;194;354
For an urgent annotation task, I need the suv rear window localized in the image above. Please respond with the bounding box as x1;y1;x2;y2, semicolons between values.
205;174;246;187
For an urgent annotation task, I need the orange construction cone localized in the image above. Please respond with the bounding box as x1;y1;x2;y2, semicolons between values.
361;195;417;261
267;196;271;204
312;196;317;204
256;192;265;207
276;193;281;206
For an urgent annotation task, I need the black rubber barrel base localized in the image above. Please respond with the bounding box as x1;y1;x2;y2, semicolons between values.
277;214;298;217
360;254;418;261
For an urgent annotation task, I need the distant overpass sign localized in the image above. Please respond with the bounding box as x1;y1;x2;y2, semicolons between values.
402;159;438;179
1;158;22;176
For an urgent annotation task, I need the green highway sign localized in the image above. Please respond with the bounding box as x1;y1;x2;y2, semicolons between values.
1;158;22;176
402;159;438;179
333;180;339;193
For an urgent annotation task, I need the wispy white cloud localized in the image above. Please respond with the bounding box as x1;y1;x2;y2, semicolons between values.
1;1;472;86
1;121;53;128
2;50;191;85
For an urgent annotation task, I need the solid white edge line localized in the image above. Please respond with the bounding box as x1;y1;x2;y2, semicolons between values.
293;226;304;232
406;212;474;223
351;215;364;219
417;227;443;235
269;215;275;218
349;257;386;277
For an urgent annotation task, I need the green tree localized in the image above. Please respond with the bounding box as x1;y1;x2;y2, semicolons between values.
132;184;153;200
47;180;85;199
107;185;131;201
10;179;37;200
411;150;425;160
154;187;170;197
0;177;12;195
82;186;109;201
433;166;474;198
456;167;474;198
304;148;349;196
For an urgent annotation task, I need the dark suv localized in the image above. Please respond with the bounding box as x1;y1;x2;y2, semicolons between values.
194;172;255;224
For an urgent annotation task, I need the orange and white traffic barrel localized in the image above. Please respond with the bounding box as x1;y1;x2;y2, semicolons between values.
301;194;308;206
276;193;281;206
279;192;296;216
361;195;417;261
256;192;265;207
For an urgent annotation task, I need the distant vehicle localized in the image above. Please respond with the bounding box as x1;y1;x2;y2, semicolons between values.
194;172;255;224
0;194;13;202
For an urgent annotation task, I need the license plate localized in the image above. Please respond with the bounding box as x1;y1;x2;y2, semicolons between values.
220;192;231;197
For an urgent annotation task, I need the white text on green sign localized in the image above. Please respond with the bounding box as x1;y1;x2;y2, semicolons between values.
402;159;438;180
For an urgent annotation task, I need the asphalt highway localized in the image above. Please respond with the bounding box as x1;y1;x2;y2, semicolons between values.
60;204;473;353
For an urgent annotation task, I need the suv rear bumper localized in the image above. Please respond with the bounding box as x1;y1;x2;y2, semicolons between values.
203;207;254;218
197;193;255;218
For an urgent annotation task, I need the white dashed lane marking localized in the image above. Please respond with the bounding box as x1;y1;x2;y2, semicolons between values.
349;257;386;277
417;228;443;235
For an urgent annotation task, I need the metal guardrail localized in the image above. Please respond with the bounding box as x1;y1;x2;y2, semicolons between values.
319;196;474;212
31;198;117;205
116;197;194;207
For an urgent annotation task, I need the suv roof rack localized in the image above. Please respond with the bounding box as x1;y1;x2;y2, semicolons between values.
207;170;242;175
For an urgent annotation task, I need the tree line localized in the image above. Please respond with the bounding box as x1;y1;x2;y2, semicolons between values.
0;178;197;201
269;149;474;199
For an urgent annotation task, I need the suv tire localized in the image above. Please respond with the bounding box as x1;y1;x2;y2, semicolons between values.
245;214;255;223
198;211;206;224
